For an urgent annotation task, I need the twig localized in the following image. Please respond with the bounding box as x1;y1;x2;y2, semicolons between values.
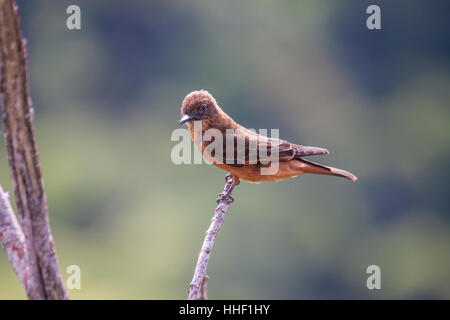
198;274;209;300
0;0;68;299
0;185;30;295
187;173;237;300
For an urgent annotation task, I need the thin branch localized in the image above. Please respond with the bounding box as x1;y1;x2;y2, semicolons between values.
0;185;30;296
198;274;209;300
187;173;237;300
0;0;68;299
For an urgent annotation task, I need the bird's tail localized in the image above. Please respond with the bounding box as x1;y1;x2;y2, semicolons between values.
298;158;357;181
295;145;329;157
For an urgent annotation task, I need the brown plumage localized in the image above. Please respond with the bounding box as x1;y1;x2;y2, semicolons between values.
179;90;357;184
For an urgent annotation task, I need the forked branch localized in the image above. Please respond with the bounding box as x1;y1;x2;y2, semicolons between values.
0;185;30;294
0;0;67;299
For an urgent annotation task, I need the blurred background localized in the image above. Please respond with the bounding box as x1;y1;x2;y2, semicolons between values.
1;0;449;299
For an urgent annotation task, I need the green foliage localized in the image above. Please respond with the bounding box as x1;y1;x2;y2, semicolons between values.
0;0;449;299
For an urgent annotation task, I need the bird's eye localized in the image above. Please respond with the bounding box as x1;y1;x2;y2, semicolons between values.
202;104;208;112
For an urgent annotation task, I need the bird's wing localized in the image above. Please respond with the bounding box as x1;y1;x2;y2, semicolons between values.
219;128;328;165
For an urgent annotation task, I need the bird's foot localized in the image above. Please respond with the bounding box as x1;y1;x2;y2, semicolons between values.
217;186;235;203
217;192;234;204
217;173;237;204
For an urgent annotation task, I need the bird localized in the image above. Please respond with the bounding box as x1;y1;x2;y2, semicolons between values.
179;90;357;187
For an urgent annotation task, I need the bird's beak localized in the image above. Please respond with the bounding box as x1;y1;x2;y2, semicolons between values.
179;114;197;125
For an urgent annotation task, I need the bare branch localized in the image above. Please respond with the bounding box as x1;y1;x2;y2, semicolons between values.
0;185;30;295
187;173;237;300
0;0;67;299
198;274;209;300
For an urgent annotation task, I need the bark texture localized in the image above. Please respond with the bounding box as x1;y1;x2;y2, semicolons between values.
0;185;30;293
187;173;236;300
0;0;68;299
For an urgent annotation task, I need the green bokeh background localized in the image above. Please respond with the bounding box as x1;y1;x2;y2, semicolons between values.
1;0;449;299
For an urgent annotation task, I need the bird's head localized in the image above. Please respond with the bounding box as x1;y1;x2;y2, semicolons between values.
179;90;220;125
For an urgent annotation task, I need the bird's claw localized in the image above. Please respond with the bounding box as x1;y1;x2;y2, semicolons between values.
224;173;234;183
217;188;234;204
217;173;237;204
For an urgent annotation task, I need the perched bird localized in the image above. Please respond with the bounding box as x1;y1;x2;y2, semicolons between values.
179;90;357;185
